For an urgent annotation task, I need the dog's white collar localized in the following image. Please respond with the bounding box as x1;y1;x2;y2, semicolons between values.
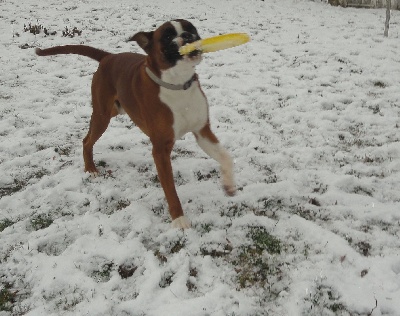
145;67;197;91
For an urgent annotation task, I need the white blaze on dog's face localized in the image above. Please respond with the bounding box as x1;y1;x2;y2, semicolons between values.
130;19;202;72
162;19;202;66
129;20;202;86
159;20;203;84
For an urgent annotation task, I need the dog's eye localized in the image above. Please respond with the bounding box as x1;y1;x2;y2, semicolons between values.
162;28;176;42
184;25;199;38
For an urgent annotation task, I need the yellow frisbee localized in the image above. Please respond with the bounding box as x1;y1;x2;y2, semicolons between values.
179;33;250;55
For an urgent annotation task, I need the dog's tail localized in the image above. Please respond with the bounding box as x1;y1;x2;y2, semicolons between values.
35;45;111;62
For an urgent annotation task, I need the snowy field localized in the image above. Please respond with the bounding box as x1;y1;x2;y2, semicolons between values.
1;0;400;315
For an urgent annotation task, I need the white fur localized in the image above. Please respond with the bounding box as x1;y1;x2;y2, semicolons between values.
160;24;236;197
160;60;207;140
161;57;201;85
171;216;191;229
195;134;236;193
170;20;184;36
170;20;198;52
160;58;236;193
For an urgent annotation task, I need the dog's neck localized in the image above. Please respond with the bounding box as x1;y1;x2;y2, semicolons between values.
161;60;197;86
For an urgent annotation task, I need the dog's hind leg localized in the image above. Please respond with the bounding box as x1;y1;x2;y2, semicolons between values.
83;74;115;175
83;113;111;175
194;124;236;197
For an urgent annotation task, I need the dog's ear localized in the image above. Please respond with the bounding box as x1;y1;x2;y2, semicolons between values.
128;31;154;53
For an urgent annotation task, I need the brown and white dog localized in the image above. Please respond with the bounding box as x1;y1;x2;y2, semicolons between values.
35;19;236;229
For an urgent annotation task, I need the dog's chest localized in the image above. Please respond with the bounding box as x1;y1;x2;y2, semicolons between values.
160;85;208;140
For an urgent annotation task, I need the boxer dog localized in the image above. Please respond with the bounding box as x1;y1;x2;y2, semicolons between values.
35;19;236;229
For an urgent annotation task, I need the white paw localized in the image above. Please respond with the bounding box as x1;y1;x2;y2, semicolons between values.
171;216;191;229
223;185;237;197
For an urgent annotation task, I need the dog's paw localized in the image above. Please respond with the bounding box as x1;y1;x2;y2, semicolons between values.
84;167;99;178
171;216;191;229
223;185;236;197
89;171;99;178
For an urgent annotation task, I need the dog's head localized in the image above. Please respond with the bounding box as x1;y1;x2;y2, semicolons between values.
129;19;202;70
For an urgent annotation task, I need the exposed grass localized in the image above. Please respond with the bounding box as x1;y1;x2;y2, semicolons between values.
54;146;73;156
0;283;16;312
304;283;348;315
0;219;15;232
118;263;138;279
200;243;233;258
0;180;26;198
154;250;168;264
186;267;198;292
143;226;285;294
116;199;131;211
30;214;53;231
355;241;372;257
233;226;283;289
159;271;175;288
97;160;108;168
195;168;219;181
170;237;186;254
234;247;271;289
373;80;386;88
91;262;114;283
97;197;131;215
0;168;50;198
248;226;282;255
199;223;213;234
220;202;249;218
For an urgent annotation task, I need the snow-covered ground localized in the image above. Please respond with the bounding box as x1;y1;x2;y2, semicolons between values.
1;0;400;315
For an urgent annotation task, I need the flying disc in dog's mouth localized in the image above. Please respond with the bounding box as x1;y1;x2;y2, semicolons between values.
179;33;250;55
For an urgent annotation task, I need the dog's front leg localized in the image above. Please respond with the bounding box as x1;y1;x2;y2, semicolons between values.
194;125;236;197
152;141;191;229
